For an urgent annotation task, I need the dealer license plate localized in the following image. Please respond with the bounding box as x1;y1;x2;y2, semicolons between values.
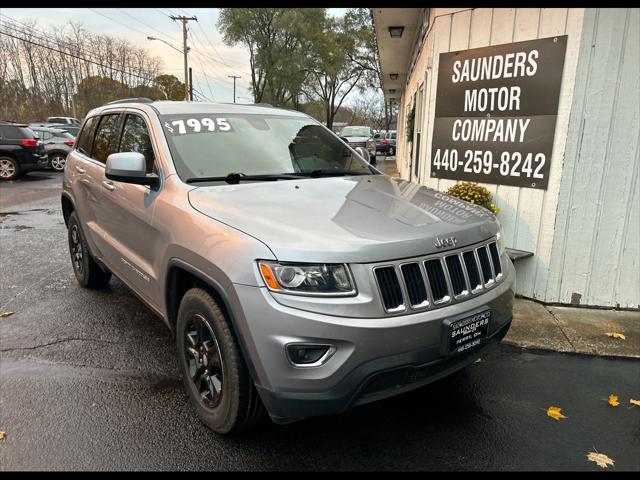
448;310;491;353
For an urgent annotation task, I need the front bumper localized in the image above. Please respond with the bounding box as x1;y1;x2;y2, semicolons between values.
232;259;515;424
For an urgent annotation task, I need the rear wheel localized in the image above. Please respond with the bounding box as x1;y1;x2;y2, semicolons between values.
49;153;67;172
67;211;112;288
177;288;265;434
0;157;20;181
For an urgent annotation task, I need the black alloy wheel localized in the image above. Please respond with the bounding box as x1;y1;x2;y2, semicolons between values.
183;313;225;409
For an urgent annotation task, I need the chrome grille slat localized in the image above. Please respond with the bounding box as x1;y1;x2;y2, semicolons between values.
400;263;429;308
372;237;505;314
374;266;405;312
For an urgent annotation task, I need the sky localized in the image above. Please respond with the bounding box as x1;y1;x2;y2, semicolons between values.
1;7;349;105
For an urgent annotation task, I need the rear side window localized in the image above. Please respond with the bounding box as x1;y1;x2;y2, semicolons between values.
119;114;156;173
76;116;98;156
0;125;35;139
91;114;121;164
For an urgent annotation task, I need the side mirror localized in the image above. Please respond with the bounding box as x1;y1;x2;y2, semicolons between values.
355;147;369;161
105;152;159;188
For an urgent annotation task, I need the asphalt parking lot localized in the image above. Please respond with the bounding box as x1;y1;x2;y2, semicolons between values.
1;170;639;471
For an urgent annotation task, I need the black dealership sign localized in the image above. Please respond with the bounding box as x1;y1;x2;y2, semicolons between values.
430;36;567;189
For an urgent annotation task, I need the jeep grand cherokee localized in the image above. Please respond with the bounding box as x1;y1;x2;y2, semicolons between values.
61;98;515;434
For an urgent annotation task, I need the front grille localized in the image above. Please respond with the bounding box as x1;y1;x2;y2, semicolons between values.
400;263;428;307
424;259;449;302
374;266;404;312
477;246;493;285
445;255;467;296
373;237;505;313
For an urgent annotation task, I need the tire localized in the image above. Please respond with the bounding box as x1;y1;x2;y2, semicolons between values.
370;155;377;165
67;211;112;288
388;146;395;156
0;156;20;181
49;153;67;172
177;288;265;434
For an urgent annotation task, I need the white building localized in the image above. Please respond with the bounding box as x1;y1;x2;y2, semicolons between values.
373;8;639;308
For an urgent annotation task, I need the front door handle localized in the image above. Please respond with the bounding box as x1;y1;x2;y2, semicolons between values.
102;180;115;192
75;165;85;174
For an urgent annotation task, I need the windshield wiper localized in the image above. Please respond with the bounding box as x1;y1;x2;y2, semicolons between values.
185;173;300;184
304;169;371;178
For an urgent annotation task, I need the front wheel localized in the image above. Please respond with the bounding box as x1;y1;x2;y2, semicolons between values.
49;153;67;172
177;288;265;434
388;146;395;156
369;154;377;165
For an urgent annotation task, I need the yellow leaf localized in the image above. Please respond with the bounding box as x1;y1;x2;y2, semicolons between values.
546;406;568;420
587;451;615;469
630;399;640;408
605;332;626;340
0;431;5;441
608;394;620;407
0;312;14;318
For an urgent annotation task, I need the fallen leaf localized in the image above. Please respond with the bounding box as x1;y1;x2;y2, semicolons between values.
587;451;615;469
605;332;626;340
0;431;5;441
0;312;14;318
474;358;482;363
608;394;620;407
630;399;640;408
546;406;568;420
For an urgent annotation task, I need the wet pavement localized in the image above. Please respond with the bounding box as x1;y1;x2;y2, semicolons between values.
1;170;639;471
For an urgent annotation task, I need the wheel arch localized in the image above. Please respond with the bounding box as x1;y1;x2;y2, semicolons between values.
61;192;74;227
165;258;262;386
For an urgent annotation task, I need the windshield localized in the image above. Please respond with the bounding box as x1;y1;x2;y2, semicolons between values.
160;113;375;181
339;126;371;137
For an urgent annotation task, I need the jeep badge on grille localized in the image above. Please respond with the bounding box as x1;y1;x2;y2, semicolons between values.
435;236;458;249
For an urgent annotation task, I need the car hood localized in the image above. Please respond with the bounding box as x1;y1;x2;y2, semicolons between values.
188;175;499;263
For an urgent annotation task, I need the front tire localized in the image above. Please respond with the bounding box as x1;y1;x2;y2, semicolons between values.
67;211;112;288
370;154;377;165
0;156;20;181
388;146;395;156
177;288;264;434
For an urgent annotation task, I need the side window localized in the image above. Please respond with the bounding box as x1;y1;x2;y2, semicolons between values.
76;116;98;156
119;114;156;173
92;114;121;164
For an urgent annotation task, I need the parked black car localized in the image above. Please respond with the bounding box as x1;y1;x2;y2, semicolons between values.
30;126;75;172
0;122;48;180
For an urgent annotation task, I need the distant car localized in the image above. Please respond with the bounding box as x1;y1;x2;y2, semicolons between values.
46;116;81;125
31;122;80;138
374;130;386;153
383;130;396;156
0;122;49;180
30;126;75;172
338;126;377;164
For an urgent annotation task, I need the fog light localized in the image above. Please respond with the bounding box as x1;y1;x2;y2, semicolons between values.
287;344;335;366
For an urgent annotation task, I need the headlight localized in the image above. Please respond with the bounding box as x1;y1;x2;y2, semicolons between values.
496;224;506;256
258;261;356;296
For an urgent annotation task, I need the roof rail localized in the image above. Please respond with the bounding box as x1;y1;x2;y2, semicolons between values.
104;97;154;106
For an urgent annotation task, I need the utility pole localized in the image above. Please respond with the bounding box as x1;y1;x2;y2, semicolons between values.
189;67;193;101
228;75;241;103
170;15;197;101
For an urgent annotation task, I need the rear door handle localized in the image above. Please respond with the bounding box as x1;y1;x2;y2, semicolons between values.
75;165;85;174
102;180;115;192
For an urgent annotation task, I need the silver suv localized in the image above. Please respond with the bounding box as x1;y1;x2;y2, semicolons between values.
62;99;515;433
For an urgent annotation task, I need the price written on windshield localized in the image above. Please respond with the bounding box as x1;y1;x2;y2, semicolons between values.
433;148;546;179
164;117;233;135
